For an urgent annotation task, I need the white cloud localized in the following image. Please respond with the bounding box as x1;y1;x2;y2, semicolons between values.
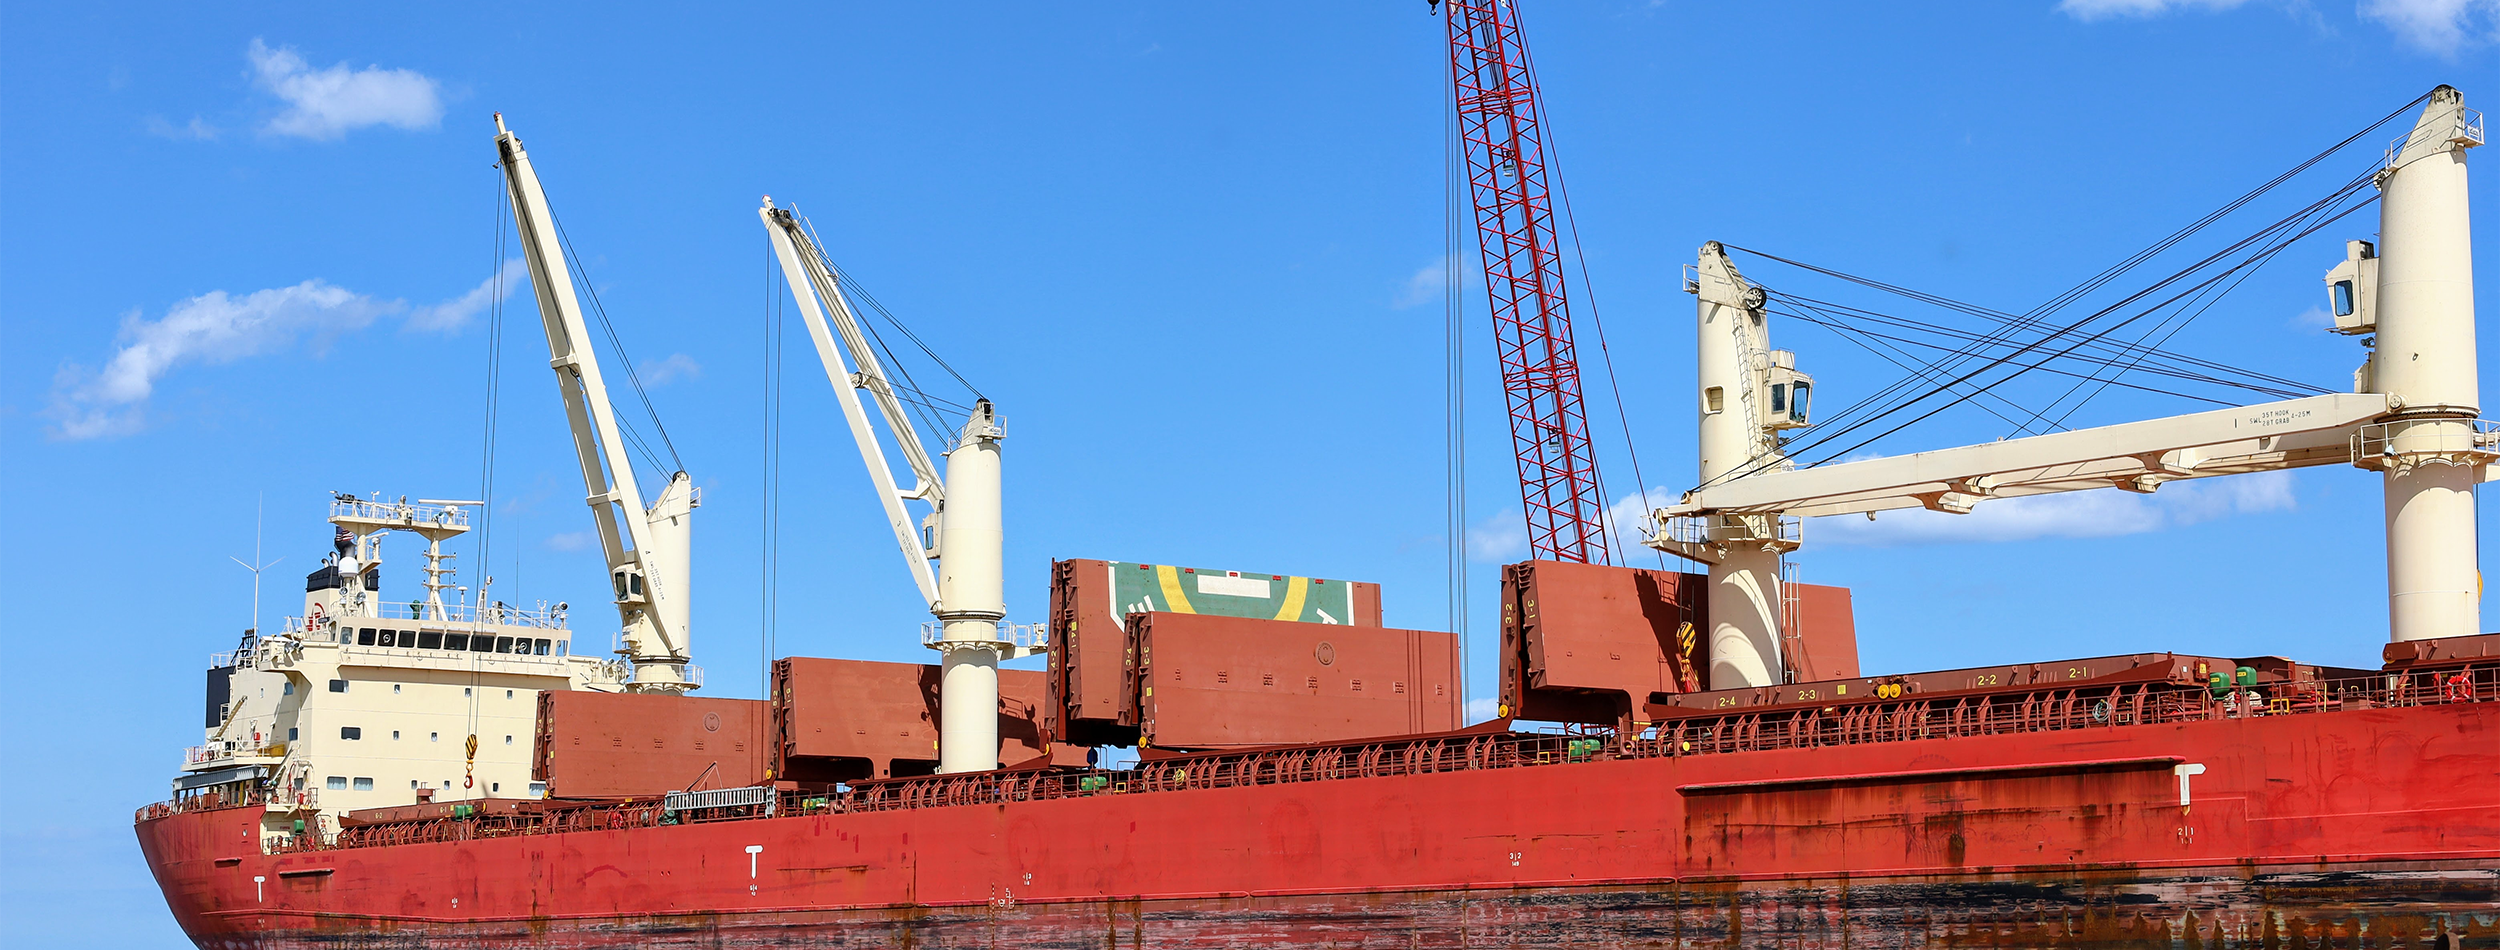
1465;486;1675;563
1394;257;1449;309
545;531;598;552
1602;486;1673;546
144;115;219;141
51;265;523;439
641;353;702;385
1467;508;1528;562
2358;0;2500;53
1808;470;2295;546
2055;0;2252;20
2288;305;2335;331
48;281;399;439
407;258;527;332
2056;0;2498;51
1392;254;1480;310
248;39;443;140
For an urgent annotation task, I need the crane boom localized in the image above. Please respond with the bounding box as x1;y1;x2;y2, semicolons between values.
495;114;698;693
758;201;943;609
760;197;1020;774
1446;0;1611;565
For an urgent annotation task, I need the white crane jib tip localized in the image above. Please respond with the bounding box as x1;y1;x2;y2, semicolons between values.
493;113;508;135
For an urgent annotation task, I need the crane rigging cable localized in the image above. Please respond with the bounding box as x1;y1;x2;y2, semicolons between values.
1712;192;2378;490
1732;170;2371;452
758;239;787;705
1706;90;2430;467
1688;107;2411;497
787;208;986;450
2030;185;2360;435
2025;164;2380;433
471;165;511;740
546;211;684;483
1752;264;2334;398
1772;301;2244;408
1770;293;2324;399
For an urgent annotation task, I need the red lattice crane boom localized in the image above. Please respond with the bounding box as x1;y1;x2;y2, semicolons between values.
1445;0;1611;565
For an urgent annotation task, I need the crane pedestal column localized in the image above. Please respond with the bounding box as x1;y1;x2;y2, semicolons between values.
933;406;1008;774
2373;86;2484;643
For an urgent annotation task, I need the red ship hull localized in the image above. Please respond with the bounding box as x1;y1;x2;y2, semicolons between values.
139;699;2500;948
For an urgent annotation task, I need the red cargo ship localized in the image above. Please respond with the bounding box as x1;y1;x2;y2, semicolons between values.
135;22;2500;947
135;635;2500;947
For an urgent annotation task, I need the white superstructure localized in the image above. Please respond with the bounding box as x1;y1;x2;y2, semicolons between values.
184;495;624;849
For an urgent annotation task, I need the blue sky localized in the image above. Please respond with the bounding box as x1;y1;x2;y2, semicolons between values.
5;2;2497;945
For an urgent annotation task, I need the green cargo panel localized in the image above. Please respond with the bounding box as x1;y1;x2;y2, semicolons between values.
1108;562;1361;625
1046;558;1385;747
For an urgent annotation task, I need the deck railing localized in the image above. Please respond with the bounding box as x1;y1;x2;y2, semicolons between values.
153;664;2494;848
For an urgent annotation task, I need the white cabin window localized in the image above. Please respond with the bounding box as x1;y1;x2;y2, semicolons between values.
430;732;439;742
329;680;348;693
391;731;401;740
353;777;373;791
326;776;346;790
490;782;501;793
283;682;294;696
504;735;514;745
340;726;362;740
287;728;298;741
2332;280;2356;317
528;782;546;796
505;690;514;699
393;684;401;694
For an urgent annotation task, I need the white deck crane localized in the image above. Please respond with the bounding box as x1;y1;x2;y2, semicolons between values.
1654;89;2490;688
759;198;1027;774
495;114;700;693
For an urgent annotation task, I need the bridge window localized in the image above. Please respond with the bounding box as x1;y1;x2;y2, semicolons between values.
445;633;469;651
352;777;373;791
358;628;376;646
417;631;442;650
326;776;346;790
376;629;395;647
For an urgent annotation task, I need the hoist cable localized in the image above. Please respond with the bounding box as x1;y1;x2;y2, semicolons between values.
1787;198;2377;474
550;211;685;478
